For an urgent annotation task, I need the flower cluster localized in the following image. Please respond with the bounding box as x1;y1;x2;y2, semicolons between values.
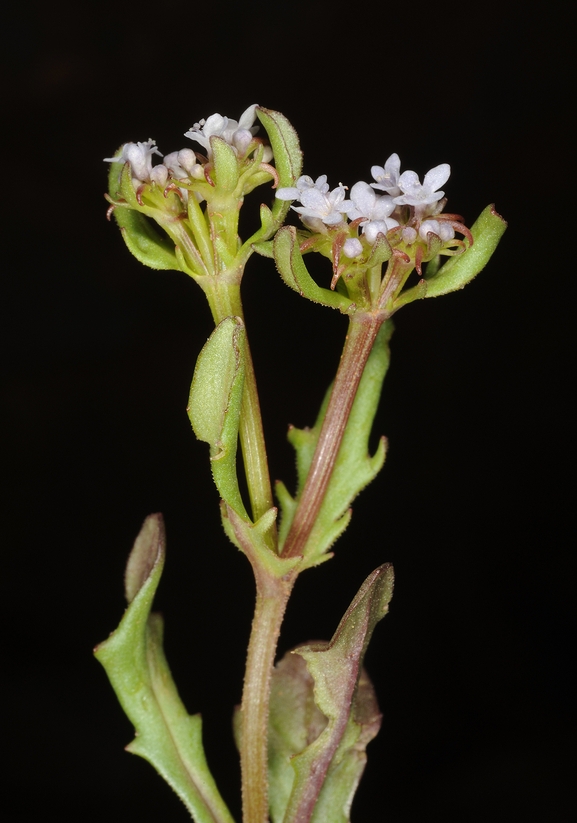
184;104;272;161
276;154;469;266
104;105;273;203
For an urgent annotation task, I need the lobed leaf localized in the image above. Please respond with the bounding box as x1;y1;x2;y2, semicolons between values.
274;564;393;823
278;321;393;567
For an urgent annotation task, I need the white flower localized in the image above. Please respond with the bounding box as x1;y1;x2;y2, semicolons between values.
363;220;398;244
276;174;353;229
401;226;418;244
149;165;169;187
276;174;329;201
418;219;455;242
161;150;205;203
163;149;204;180
370;154;402;196
184;104;260;157
293;184;354;228
104;139;163;182
343;238;363;258
348;181;398;243
393;163;450;208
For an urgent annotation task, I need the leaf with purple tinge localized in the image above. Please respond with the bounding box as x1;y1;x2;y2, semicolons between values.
269;563;394;823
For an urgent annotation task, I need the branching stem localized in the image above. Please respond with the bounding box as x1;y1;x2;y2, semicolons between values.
282;310;386;560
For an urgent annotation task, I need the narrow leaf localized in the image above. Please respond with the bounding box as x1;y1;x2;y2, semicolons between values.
187;317;248;519
116;209;180;270
256;107;302;224
95;514;235;823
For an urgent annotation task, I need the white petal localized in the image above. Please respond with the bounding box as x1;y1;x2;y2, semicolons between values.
423;163;450;192
238;104;258;130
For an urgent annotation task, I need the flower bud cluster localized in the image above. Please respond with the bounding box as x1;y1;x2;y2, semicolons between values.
276;154;471;271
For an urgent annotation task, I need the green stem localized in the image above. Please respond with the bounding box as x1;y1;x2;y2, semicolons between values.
201;274;276;534
240;572;295;823
240;310;386;823
282;310;386;560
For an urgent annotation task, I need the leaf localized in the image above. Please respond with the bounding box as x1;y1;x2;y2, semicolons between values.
224;505;301;581
256;107;303;224
276;564;394;823
273;226;357;314
277;321;393;567
187;317;249;520
267;652;328;823
94;514;235;823
210;136;240;193
399;204;507;305
309;668;382;823
108;159;180;271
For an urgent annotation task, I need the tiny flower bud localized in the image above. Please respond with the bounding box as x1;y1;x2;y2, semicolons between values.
343;238;363;258
150;164;169;187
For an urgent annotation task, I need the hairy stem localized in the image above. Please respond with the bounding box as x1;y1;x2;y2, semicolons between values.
202;274;276;536
240;573;295;823
282;310;386;560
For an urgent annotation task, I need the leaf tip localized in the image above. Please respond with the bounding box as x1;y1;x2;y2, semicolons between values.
124;513;166;604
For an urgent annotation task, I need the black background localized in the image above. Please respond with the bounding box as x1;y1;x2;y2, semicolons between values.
1;2;574;821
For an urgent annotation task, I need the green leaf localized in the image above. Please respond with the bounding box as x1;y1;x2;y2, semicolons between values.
275;564;393;823
94;514;235;823
256;107;302;224
251;239;274;258
115;208;181;270
278;321;393;567
273;226;357;314
309;667;382;823
400;204;507;305
187;317;249;520
267;652;328;823
224;505;301;579
107;159;180;271
210;136;240;193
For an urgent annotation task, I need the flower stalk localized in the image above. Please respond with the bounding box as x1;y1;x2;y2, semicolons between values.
281;310;386;560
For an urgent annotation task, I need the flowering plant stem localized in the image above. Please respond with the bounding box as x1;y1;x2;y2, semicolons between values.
281;310;386;560
98;105;506;823
239;309;386;822
201;273;275;531
241;573;295;823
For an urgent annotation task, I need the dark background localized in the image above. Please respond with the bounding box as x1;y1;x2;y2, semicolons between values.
1;2;573;821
